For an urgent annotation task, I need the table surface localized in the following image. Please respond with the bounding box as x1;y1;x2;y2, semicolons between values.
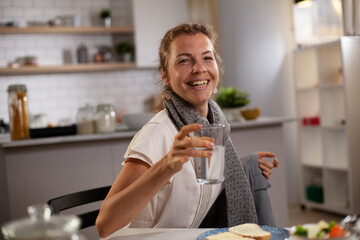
101;228;214;240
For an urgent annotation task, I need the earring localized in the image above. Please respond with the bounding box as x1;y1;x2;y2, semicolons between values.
213;87;218;94
165;90;171;100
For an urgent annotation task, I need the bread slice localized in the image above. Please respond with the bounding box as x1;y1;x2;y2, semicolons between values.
205;232;255;240
228;223;271;240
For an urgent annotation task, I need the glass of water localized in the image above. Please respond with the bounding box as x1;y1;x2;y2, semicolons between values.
190;124;225;184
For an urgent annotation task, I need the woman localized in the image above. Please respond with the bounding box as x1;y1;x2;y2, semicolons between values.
96;22;279;238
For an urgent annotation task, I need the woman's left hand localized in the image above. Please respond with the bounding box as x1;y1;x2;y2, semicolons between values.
257;151;279;179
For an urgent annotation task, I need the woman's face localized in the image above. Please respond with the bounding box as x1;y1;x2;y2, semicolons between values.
163;33;219;113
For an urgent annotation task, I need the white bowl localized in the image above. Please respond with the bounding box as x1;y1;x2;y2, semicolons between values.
122;112;155;130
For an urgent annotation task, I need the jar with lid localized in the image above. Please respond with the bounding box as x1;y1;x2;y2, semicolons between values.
1;204;86;240
76;104;96;134
76;44;88;63
96;104;116;133
7;84;30;140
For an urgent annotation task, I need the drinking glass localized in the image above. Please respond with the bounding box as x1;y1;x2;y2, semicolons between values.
190;124;225;184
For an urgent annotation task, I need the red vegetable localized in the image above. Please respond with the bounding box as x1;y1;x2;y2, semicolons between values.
329;225;345;238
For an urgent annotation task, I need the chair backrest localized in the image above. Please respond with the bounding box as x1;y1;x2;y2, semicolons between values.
47;186;111;229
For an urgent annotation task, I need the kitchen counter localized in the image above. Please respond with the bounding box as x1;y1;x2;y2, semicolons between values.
0;116;294;236
0;117;293;148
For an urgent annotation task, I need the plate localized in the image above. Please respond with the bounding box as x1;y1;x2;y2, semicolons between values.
197;225;290;240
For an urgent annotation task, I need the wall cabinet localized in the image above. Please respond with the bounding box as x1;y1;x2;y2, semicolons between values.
0;26;135;75
293;40;360;215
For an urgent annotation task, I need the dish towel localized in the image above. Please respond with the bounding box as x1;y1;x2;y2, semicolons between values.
164;90;258;226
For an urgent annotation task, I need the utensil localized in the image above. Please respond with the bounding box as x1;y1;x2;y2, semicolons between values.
340;214;357;231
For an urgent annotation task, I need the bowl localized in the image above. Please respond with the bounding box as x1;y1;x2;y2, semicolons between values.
122;112;155;130
241;107;261;120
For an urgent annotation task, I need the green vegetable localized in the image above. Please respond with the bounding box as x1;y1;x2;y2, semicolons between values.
295;225;308;237
324;221;336;233
316;231;326;238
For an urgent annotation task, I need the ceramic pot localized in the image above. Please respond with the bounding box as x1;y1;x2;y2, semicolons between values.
222;107;244;122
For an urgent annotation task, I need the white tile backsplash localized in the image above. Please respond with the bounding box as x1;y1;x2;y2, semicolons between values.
0;0;160;125
13;0;33;7
0;0;12;7
33;0;53;7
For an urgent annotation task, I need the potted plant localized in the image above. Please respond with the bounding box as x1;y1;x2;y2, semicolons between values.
99;9;111;27
214;86;251;121
115;42;135;62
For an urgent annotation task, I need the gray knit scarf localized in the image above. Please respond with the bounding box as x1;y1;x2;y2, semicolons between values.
164;90;258;226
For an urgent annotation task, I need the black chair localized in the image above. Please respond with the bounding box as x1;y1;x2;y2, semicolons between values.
47;186;111;229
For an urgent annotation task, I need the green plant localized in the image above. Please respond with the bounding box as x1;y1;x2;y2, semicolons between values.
115;42;135;54
215;86;250;108
100;9;111;19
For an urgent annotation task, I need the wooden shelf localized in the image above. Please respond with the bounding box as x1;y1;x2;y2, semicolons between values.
0;26;134;34
0;62;137;75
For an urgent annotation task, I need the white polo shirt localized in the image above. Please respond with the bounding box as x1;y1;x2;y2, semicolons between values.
123;109;224;228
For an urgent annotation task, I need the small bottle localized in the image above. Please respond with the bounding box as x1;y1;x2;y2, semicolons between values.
76;105;96;134
76;44;88;63
96;104;116;133
7;84;30;140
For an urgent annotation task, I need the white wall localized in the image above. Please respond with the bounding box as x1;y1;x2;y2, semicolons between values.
218;0;299;204
132;0;189;67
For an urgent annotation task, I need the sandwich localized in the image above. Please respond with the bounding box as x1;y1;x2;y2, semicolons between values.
205;231;255;240
228;223;271;240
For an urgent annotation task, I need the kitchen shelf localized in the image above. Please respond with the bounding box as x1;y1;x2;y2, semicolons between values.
0;26;134;34
0;62;137;75
294;39;360;215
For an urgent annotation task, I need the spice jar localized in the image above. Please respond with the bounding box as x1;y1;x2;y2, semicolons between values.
76;44;88;63
76;105;96;134
96;104;116;133
7;84;30;140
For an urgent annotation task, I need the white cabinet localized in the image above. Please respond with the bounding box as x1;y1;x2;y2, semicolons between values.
293;40;360;215
132;0;189;67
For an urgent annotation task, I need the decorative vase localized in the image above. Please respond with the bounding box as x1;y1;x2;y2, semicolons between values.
102;17;111;28
120;52;132;62
222;107;244;122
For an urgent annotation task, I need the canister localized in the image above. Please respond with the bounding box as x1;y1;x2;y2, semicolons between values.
96;104;116;133
76;105;96;134
7;84;30;140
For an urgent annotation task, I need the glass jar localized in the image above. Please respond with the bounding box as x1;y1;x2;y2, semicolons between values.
96;104;116;133
76;44;88;63
1;204;86;240
7;84;30;140
76;105;96;134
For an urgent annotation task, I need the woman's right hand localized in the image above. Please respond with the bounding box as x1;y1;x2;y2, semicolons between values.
164;123;215;173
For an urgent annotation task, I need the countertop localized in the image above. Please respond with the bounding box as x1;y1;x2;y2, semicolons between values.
0;117;295;149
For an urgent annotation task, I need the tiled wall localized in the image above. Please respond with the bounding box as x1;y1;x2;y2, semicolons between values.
0;0;160;125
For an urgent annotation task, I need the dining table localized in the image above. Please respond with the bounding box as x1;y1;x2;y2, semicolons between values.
101;228;215;240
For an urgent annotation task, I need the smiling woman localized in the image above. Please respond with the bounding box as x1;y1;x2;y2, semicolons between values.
161;33;219;117
95;23;278;238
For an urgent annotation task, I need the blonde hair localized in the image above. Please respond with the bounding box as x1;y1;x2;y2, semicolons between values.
158;22;224;87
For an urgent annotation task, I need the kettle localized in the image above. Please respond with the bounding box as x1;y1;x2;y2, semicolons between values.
1;204;86;240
